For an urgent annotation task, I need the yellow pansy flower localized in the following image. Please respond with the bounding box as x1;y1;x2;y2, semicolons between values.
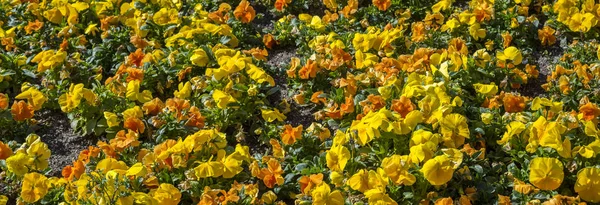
355;50;378;69
222;153;244;178
326;145;350;172
150;184;181;205
153;8;181;25
568;13;597;32
575;167;600;203
441;18;461;32
133;192;159;205
529;117;570;158
174;82;192;99
123;106;144;119
529;157;563;190
218;51;251;73
572;140;600;158
330;171;344;187
190;48;209;67
459;11;476;25
27;141;51;170
43;8;63;24
497;121;526;145
421;155;455;185
20;172;48;203
481;113;493;124
95;158;128;174
194;160;224;178
85;24;99;35
103;112;120;127
473;49;491;67
31;50;67;72
440;114;470;148
473;83;498;97
0;195;7;205
442;148;464;168
364;188;397;205
410;130;440;146
261;191;277;204
59;83;96;112
6;152;30;176
432;0;453;13
352;33;376;52
469;23;486;40
381;155;416;186
350;108;398;145
126;80;153;103
261;108;286;122
126;163;147;177
312;183;344;205
497;46;523;65
247;64;275;86
409;142;436;164
347;169;387;193
212;89;236;109
15;86;46;111
530;97;562;112
309;16;326;31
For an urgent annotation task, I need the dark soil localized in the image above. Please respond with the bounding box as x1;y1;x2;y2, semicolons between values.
252;3;276;33
266;48;315;128
32;110;96;177
519;46;563;97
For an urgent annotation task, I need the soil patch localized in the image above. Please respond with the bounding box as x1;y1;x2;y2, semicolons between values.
520;46;563;97
266;48;314;128
33;110;96;177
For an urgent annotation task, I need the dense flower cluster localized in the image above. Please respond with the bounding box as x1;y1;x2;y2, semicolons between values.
0;0;600;204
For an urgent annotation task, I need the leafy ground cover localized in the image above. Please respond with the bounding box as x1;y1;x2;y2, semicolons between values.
1;0;600;204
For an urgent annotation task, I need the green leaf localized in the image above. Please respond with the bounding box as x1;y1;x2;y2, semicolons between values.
471;165;484;174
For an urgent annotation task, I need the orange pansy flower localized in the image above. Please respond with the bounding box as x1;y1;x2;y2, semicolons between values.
142;98;165;116
0;141;12;160
391;96;415;118
580;102;600;121
62;160;85;180
97;141;117;158
502;93;526;113
373;0;391;11
340;96;355;115
11;100;34;121
185;106;206;128
281;124;303;145
24;20;44;34
109;130;141;151
128;49;145;67
299;173;324;194
310;91;327;104
208;3;231;24
126;67;144;82
0;93;8;110
234;0;256;23
274;0;291;11
78;146;101;164
299;60;320;79
260;159;285;188
166;98;191;120
124;117;146;133
263;34;277;49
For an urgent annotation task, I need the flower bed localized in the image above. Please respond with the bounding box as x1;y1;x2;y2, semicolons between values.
0;0;599;204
